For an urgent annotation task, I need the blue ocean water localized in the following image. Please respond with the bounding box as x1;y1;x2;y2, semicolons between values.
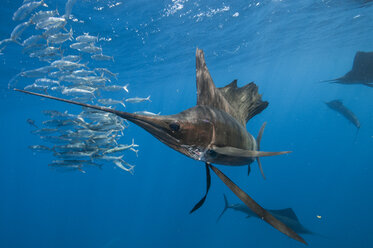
0;0;373;247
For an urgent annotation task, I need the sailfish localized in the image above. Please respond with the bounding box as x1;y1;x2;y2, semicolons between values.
324;51;373;87
15;48;307;244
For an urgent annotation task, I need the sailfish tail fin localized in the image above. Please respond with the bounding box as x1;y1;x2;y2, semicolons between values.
216;194;230;222
256;122;267;179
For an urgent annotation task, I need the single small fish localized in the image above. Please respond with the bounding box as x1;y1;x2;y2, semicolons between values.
61;55;81;62
36;17;66;30
22;43;47;55
24;83;48;93
30;9;59;24
130;148;139;157
47;28;73;44
53;143;87;152
70;41;90;50
42;118;79;127
13;0;48;21
59;75;90;85
54;150;98;158
103;139;139;154
74;85;97;92
72;69;96;77
42;26;66;37
94;68;118;79
29;144;51;152
34;78;60;86
49;70;72;79
29;46;61;59
125;95;151;103
96;154;124;161
101;84;129;93
98;98;126;108
62;87;95;97
71;95;95;103
76;33;98;43
78;44;102;54
91;53;114;62
27;118;38;128
42;110;85;123
87;76;109;86
78;111;112;122
10;21;32;44
22;34;44;48
51;60;87;70
113;159;134;174
21;66;54;78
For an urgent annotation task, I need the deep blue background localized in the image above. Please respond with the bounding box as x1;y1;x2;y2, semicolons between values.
1;0;372;247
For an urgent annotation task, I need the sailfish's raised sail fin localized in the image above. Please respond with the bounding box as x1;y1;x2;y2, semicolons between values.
195;48;268;125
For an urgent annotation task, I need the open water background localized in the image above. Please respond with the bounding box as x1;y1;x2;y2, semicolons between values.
0;0;373;247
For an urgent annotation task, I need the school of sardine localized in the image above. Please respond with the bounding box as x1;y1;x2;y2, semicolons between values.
1;0;153;174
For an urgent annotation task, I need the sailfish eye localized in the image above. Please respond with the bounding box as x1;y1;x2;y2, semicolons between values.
169;122;180;132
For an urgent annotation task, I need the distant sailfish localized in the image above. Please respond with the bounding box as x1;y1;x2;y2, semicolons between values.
325;100;360;130
324;51;373;88
217;195;313;235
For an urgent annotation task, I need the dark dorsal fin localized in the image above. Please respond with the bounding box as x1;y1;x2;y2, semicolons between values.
218;80;268;125
268;208;299;221
196;48;235;117
351;51;373;75
195;48;268;125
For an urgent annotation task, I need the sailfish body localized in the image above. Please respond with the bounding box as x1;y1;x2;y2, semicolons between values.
152;105;257;166
15;48;306;244
131;49;270;166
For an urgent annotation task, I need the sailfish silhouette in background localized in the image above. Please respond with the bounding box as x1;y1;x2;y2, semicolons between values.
325;99;360;143
324;51;373;88
218;194;313;235
15;48;307;244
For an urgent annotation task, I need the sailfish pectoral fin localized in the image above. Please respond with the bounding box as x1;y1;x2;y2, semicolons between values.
208;164;307;245
211;146;291;158
190;162;211;214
